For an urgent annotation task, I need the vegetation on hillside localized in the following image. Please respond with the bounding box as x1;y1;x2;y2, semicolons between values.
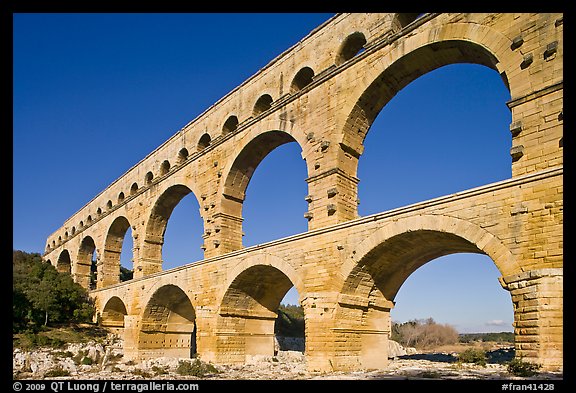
275;304;305;337
459;331;514;343
13;250;95;333
120;266;134;282
392;318;515;349
391;318;459;349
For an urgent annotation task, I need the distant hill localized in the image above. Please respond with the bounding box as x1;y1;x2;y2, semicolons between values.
459;332;514;343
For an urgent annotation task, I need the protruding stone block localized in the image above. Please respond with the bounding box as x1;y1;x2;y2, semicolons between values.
544;41;558;59
520;53;533;69
327;204;336;215
510;35;524;50
510;145;524;161
510;121;522;137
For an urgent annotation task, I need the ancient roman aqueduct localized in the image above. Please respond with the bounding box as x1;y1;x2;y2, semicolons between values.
42;13;563;372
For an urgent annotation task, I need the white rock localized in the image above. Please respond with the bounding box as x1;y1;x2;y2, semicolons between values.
388;339;407;358
405;347;418;355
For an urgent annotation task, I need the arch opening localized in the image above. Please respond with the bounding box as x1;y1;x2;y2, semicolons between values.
344;40;505;154
56;250;71;274
290;67;314;94
160;160;171;176
253;94;273;116
178;148;189;163
222;115;239;135
103;216;132;287
130;182;138;195
335;228;513;370
145;171;154;185
223;131;307;246
142;184;204;273
336;31;366;66
218;265;305;362
351;45;511;215
197;133;211;152
275;286;305;352
391;253;514;339
391;13;425;32
120;226;134;282
101;296;128;331
77;236;97;290
162;191;204;270
139;285;196;359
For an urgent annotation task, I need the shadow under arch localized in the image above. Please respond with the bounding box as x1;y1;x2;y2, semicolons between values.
138;284;196;359
215;253;305;364
100;296;128;332
56;249;72;274
332;214;518;371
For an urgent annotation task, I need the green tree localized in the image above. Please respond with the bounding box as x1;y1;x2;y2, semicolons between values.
120;266;133;282
13;250;95;332
275;304;305;337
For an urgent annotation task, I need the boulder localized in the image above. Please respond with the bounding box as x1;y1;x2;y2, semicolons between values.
388;339;407;358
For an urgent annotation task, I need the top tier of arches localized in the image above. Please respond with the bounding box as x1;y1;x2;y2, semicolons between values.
44;12;562;259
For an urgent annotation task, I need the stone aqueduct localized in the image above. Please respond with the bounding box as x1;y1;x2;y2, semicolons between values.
42;13;563;372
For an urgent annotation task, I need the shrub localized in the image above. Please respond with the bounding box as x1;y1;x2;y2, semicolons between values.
131;368;151;378
21;332;65;349
507;357;541;377
44;366;70;378
152;365;169;375
54;351;74;358
417;370;441;378
176;359;219;377
73;350;89;365
391;318;459;349
457;348;487;367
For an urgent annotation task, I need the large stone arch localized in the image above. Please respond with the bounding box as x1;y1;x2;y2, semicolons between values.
218;252;305;307
332;214;518;371
339;22;520;171
101;216;132;288
100;296;128;331
215;121;311;254
138;284;196;359
222;130;300;210
341;214;519;283
55;249;72;274
139;178;203;277
215;252;305;364
75;235;97;290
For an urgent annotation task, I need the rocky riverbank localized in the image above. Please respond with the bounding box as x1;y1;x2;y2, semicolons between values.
13;335;562;381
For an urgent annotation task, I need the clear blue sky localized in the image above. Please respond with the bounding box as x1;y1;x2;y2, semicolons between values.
13;13;514;333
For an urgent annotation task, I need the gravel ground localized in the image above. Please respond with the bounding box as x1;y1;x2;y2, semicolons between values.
14;348;563;381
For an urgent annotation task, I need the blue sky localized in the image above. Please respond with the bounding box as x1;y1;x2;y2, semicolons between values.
13;13;514;333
